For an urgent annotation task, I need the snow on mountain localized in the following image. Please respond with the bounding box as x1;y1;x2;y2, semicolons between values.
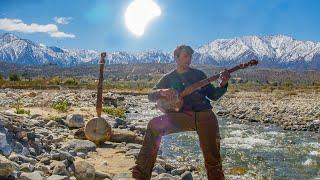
195;35;320;69
0;33;320;69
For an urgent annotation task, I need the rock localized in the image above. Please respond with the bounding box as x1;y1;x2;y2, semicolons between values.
47;175;69;180
111;129;143;144
126;143;142;149
181;171;193;180
28;92;37;98
20;171;43;180
252;106;260;111
153;164;166;174
64;114;85;128
30;114;42;119
154;173;179;180
134;125;147;134
52;162;68;176
249;118;259;122
28;148;36;156
19;163;34;172
76;152;86;159
8;153;37;164
103;96;118;107
13;142;23;154
101;161;108;166
112;173;132;179
113;118;127;128
0;154;16;177
95;171;112;179
171;167;187;176
61;139;96;153
125;149;140;158
73;160;95;180
46;120;58;127
59;151;75;162
0;132;8;148
73;128;86;140
27;132;36;141
0;144;12;157
34;164;50;174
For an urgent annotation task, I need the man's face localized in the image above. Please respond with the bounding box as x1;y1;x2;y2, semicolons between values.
176;50;191;68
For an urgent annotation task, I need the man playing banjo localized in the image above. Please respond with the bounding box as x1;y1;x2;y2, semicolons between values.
132;45;230;180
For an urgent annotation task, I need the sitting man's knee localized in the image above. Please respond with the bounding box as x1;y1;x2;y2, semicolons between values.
147;116;165;135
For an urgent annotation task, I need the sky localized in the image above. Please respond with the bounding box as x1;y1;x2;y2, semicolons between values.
0;0;320;52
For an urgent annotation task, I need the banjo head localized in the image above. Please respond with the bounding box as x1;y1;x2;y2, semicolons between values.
156;96;183;113
84;117;112;144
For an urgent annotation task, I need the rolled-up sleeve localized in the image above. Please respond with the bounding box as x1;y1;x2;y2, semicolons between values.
199;72;228;101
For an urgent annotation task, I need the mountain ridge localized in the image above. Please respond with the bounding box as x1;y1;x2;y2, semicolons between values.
0;33;319;70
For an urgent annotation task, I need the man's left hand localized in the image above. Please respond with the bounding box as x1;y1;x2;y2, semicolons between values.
219;69;230;87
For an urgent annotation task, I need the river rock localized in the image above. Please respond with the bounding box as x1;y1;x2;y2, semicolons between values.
0;154;16;177
181;171;193;180
47;175;69;180
61;139;96;153
154;173;179;180
73;160;95;180
111;129;143;144
64;114;85;128
52;162;68;176
20;171;43;180
19;163;34;172
153;164;166;174
171;166;187;176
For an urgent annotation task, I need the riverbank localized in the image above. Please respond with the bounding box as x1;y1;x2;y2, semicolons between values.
0;89;319;179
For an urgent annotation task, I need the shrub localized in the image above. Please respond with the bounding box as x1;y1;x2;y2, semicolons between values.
49;76;61;85
102;107;126;118
15;108;30;115
52;99;70;112
63;78;78;86
9;73;20;81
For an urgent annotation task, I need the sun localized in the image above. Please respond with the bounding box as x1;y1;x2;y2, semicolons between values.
125;0;161;36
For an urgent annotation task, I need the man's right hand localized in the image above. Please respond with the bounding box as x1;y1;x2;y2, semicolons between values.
159;88;177;100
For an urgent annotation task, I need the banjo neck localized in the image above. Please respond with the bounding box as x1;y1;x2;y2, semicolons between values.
179;59;258;98
96;52;107;117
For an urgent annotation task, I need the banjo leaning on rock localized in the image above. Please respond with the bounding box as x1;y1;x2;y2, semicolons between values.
156;59;258;113
84;52;112;144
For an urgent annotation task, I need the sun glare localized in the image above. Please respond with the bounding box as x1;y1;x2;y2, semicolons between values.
125;0;161;36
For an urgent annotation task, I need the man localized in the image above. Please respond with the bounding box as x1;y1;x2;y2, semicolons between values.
131;45;230;180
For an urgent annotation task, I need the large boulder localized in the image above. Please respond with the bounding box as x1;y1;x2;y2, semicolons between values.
64;114;85;128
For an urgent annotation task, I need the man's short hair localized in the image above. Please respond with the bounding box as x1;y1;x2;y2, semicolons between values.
174;45;194;60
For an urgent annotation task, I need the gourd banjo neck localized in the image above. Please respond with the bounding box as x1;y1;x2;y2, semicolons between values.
179;59;258;98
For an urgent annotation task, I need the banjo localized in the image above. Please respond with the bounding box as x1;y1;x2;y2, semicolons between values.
156;59;258;113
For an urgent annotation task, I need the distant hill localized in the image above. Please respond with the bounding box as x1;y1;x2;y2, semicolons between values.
1;62;319;85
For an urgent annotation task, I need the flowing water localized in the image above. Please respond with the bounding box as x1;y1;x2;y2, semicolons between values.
126;98;320;179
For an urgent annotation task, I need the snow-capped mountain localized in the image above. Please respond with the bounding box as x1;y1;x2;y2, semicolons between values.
1;33;320;69
195;35;320;69
0;33;99;66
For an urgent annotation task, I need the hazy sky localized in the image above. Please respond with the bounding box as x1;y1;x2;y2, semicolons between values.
0;0;319;52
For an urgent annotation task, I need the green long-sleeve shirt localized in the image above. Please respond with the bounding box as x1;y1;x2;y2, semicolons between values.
149;68;228;111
